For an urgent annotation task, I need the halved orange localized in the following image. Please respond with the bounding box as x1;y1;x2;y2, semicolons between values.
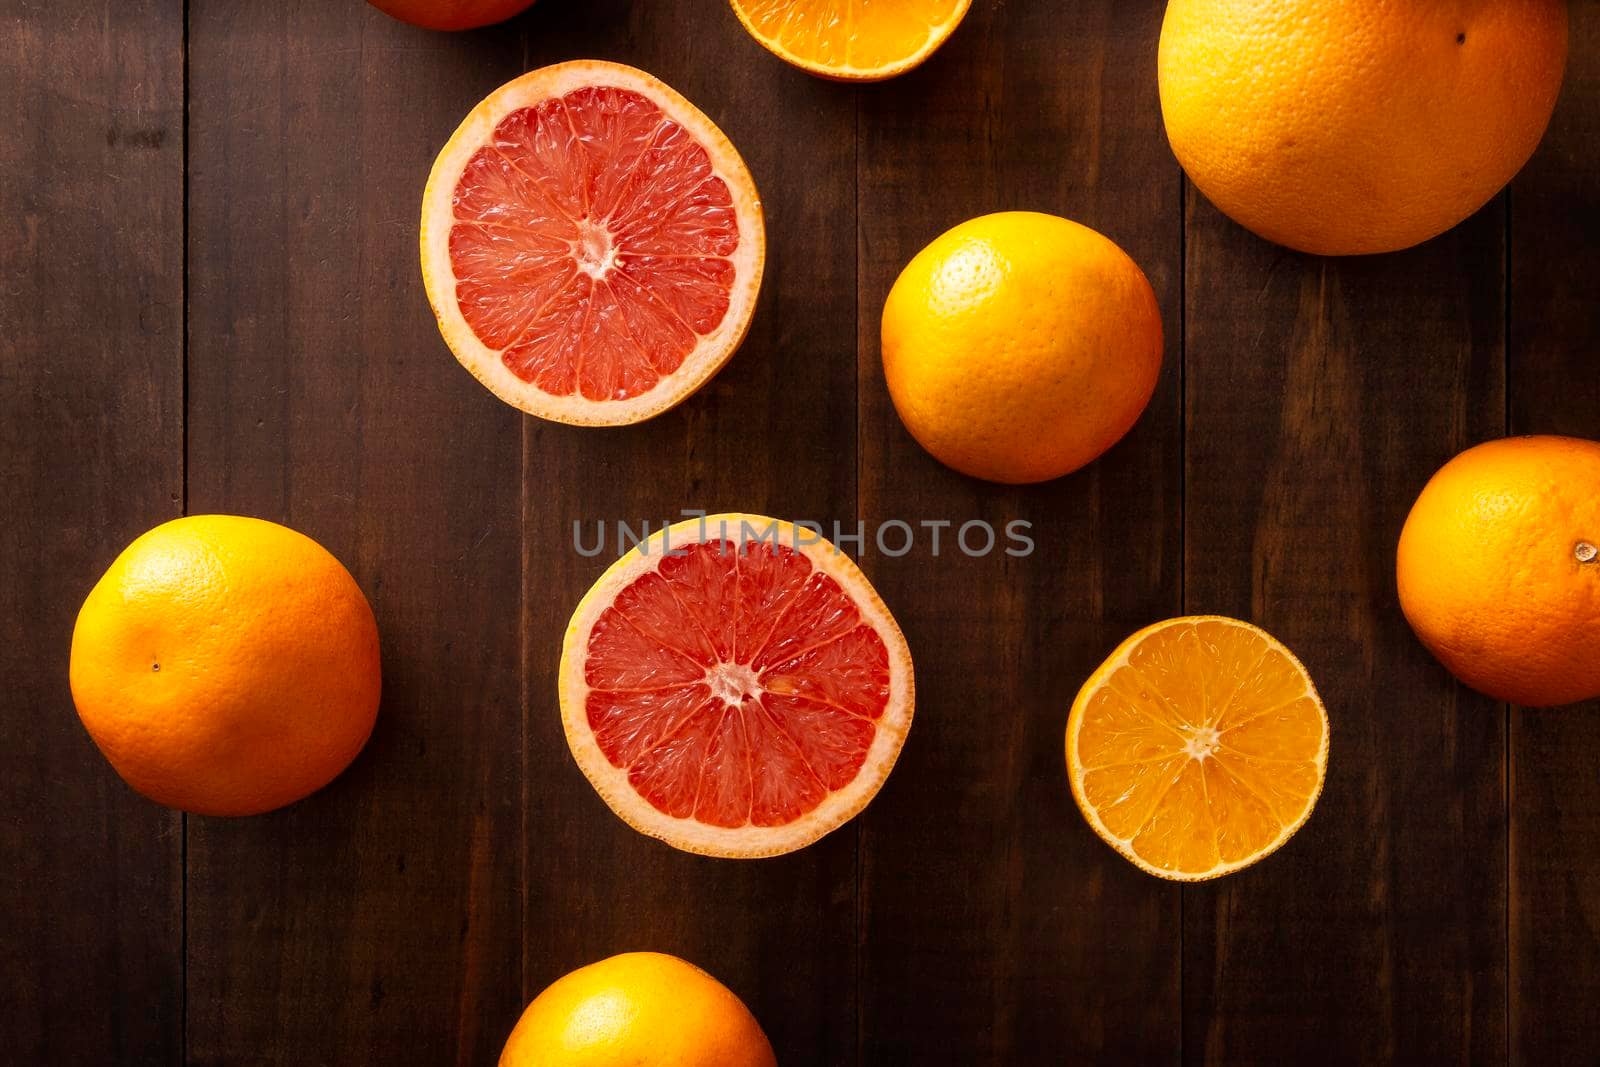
421;61;765;425
728;0;973;81
1066;616;1329;881
559;515;914;857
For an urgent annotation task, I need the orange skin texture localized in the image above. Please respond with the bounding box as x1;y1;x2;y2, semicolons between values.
69;515;381;816
1397;436;1600;708
1159;0;1568;256
500;953;776;1067
367;0;535;31
880;211;1163;485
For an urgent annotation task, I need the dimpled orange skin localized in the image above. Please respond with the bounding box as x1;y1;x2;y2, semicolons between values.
367;0;535;31
500;952;777;1067
1397;436;1600;708
69;515;381;816
1159;0;1568;256
880;211;1163;485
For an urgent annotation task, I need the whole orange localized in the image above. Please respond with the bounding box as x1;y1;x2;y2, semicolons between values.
69;515;381;815
367;0;535;31
880;211;1163;485
500;952;776;1067
1397;436;1600;708
1159;0;1568;255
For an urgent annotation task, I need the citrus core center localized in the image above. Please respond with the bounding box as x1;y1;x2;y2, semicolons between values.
1184;725;1221;761
707;662;761;706
573;221;617;278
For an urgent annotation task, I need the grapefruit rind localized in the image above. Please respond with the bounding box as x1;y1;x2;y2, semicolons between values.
421;61;766;426
559;514;914;858
1064;615;1329;882
727;0;974;82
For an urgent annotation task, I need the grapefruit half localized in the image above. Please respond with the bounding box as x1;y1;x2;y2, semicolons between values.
421;62;765;425
559;515;914;857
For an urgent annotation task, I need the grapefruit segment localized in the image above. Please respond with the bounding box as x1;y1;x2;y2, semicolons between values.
560;516;914;857
422;62;764;425
1066;616;1329;881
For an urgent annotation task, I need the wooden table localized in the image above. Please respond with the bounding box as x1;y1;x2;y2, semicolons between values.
5;2;1598;1063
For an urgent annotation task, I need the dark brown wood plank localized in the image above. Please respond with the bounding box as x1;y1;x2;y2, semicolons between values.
0;3;184;1063
515;4;860;1064
183;6;525;1063
855;2;1183;1060
1181;146;1507;1064
1507;8;1600;1063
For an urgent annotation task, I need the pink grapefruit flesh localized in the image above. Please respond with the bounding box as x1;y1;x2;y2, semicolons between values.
560;516;914;856
422;62;764;425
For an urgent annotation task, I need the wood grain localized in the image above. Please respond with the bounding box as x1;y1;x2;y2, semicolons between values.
855;2;1184;1061
1181;157;1508;1063
514;4;860;1064
0;2;184;1063
9;1;1600;1062
1508;6;1600;1063
183;5;524;1063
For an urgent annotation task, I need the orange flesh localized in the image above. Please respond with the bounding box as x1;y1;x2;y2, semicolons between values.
584;540;891;828
449;86;739;401
1074;619;1325;876
734;0;967;72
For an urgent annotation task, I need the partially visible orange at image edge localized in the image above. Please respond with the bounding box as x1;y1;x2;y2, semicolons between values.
500;952;776;1067
1398;435;1600;708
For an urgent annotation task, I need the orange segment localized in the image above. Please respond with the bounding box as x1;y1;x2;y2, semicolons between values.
729;0;972;81
1066;616;1329;880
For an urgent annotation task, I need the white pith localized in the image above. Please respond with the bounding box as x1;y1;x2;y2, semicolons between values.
572;219;620;279
706;661;762;705
420;61;766;426
559;515;915;859
1182;725;1221;761
1065;616;1330;882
